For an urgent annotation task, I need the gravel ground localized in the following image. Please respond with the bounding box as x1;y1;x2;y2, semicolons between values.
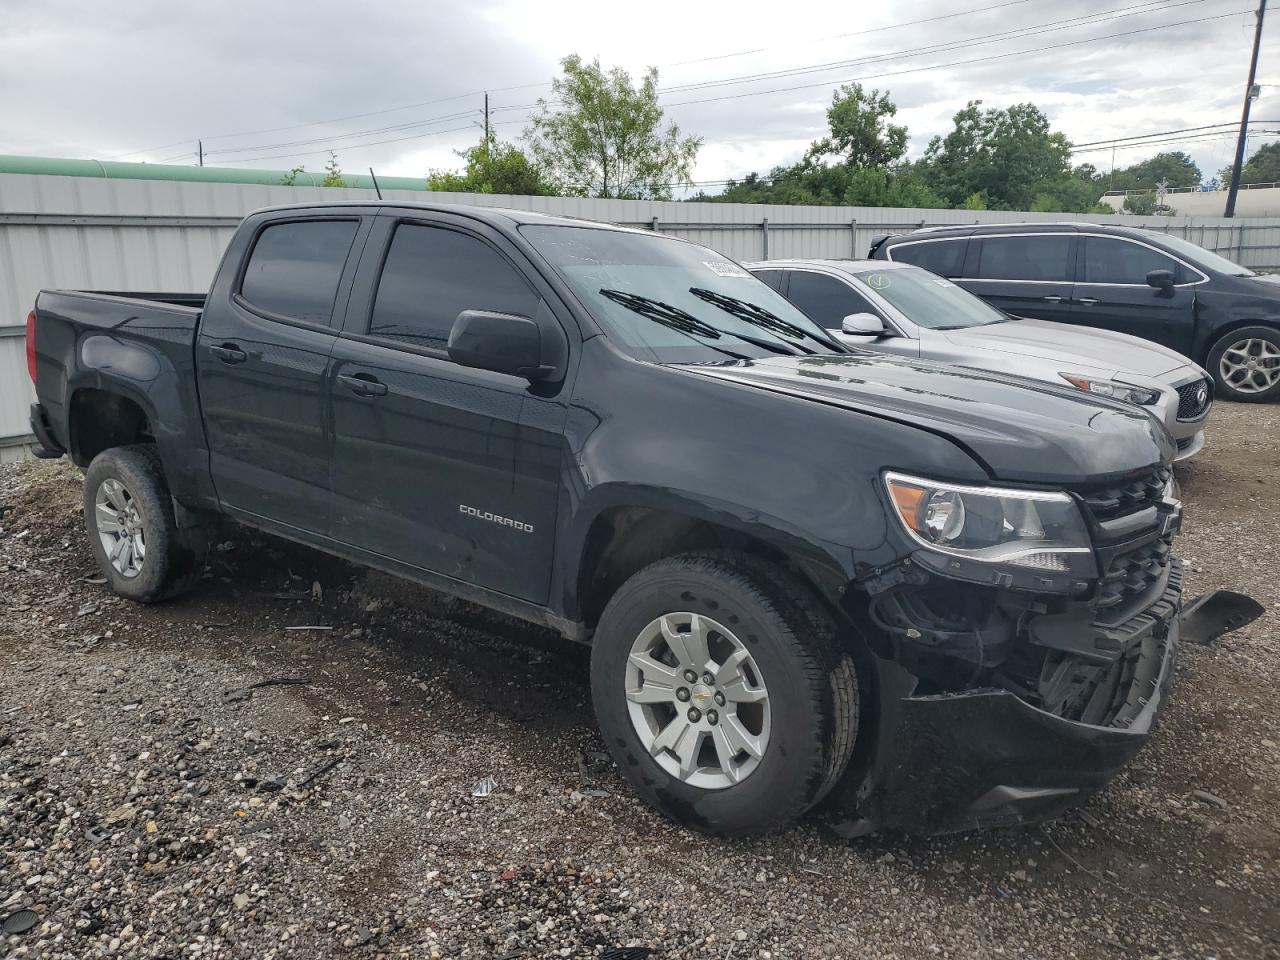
1;403;1277;960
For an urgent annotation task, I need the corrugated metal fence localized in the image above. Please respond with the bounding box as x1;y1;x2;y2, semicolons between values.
3;171;1279;457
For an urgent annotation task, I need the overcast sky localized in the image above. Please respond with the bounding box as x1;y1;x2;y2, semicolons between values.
0;0;1274;191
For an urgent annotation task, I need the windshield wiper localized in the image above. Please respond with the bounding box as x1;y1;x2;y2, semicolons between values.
598;289;801;358
688;288;847;354
598;289;753;360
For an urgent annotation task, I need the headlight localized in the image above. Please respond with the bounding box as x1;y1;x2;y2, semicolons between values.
884;472;1093;572
1060;374;1160;406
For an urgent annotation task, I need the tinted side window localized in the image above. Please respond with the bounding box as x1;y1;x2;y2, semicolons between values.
753;269;784;291
1082;237;1179;284
786;271;865;329
240;220;359;324
369;224;539;351
975;235;1072;282
889;239;965;277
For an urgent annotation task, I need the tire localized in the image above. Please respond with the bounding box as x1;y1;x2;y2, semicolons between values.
590;552;858;837
1206;325;1280;403
83;445;208;603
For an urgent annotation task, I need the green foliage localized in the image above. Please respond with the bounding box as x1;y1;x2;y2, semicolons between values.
321;152;346;188
917;102;1073;210
1107;151;1200;192
524;55;700;200
1122;191;1157;215
805;84;908;167
428;134;555;196
1225;142;1280;185
280;165;305;187
960;192;987;210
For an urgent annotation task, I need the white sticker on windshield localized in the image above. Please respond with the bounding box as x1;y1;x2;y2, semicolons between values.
703;260;749;278
865;272;892;290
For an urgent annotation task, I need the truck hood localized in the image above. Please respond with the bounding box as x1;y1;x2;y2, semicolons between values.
678;353;1171;485
941;318;1190;379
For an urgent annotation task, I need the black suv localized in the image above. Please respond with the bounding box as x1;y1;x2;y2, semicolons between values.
869;222;1280;402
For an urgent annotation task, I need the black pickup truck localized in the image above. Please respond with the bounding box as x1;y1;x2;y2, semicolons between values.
26;201;1185;837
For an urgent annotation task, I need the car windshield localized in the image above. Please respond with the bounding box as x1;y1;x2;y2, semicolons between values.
1140;231;1255;277
521;225;842;361
849;265;1006;330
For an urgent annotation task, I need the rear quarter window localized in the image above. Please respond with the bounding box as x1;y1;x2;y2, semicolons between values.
887;238;966;277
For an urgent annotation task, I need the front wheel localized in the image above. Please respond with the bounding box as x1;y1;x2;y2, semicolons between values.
83;445;208;603
1207;326;1280;402
590;553;858;837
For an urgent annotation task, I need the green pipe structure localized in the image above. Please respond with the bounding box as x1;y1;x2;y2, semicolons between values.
0;154;430;191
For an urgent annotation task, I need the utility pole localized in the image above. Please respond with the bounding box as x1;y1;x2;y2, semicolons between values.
483;92;490;143
1226;0;1267;217
197;140;204;167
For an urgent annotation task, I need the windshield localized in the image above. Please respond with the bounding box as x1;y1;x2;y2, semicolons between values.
1140;231;1255;277
522;225;842;361
849;265;1006;330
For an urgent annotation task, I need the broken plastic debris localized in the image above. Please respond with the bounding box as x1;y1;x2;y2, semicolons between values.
472;775;498;797
1;910;39;935
1179;590;1264;645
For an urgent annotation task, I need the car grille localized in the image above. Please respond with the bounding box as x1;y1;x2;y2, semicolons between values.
1077;466;1172;523
1176;378;1212;420
1097;533;1174;608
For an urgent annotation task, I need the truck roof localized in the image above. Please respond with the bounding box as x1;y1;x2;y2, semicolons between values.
246;199;651;234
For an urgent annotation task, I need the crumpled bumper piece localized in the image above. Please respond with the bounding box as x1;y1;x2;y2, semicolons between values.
829;575;1180;836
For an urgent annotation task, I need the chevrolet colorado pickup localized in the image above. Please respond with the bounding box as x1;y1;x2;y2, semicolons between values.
26;201;1184;837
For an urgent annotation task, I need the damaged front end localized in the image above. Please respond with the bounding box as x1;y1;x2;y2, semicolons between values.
831;466;1184;836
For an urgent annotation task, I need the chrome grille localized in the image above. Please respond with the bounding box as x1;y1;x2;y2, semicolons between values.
1176;378;1212;421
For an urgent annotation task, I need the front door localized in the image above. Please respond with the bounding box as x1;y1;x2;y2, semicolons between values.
958;233;1077;324
328;217;565;602
1071;235;1198;356
197;216;365;534
782;269;919;358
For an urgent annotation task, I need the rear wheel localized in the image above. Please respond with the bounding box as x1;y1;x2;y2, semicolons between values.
590;553;858;837
1207;326;1280;402
83;445;208;603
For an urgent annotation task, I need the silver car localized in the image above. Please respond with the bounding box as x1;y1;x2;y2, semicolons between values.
749;259;1211;460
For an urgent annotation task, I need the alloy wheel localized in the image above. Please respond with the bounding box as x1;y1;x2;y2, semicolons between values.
1219;337;1280;395
624;612;771;789
95;478;146;578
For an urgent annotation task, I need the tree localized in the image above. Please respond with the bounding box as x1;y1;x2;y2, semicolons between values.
918;102;1073;210
524;55;700;200
428;134;555;195
693;84;942;208
1223;142;1280;185
805;84;908;167
1108;151;1200;192
1122;191;1157;215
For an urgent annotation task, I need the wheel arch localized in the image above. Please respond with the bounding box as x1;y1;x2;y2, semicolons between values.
67;386;155;467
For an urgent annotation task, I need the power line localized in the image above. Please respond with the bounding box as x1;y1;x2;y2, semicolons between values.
213;119;528;166
655;8;1252;110
667;0;1044;66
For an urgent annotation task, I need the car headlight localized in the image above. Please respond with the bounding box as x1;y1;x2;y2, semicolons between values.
884;472;1093;573
1060;374;1160;406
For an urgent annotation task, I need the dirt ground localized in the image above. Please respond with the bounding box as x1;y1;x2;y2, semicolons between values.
1;403;1277;960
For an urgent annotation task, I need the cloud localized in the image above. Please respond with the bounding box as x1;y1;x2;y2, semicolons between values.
0;0;1266;187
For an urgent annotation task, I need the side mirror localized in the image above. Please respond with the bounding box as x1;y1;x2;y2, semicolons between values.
447;310;557;381
841;312;886;336
1146;269;1176;291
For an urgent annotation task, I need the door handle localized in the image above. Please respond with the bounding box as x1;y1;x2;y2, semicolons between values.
209;343;247;364
1041;295;1064;303
1077;298;1100;306
337;373;388;397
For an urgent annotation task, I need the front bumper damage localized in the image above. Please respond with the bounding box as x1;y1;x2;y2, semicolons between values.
828;557;1183;837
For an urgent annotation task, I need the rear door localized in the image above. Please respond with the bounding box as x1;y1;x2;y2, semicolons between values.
1072;234;1198;355
328;214;568;603
960;233;1077;324
884;237;967;279
197;215;368;533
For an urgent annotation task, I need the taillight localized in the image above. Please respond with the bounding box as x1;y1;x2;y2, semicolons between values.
25;310;37;383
